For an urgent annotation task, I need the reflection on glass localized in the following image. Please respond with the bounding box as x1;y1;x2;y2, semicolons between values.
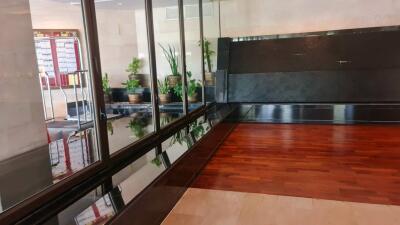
106;112;153;154
190;116;211;141
74;193;116;225
184;0;203;111
95;0;155;154
162;128;193;164
43;149;167;225
0;0;100;213
153;0;184;127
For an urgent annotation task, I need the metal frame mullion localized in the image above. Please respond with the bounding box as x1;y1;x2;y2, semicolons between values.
199;0;206;106
81;0;110;162
178;0;189;115
145;0;162;154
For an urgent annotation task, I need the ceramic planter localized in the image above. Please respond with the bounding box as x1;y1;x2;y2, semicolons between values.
128;93;142;104
104;94;111;104
188;93;198;103
159;93;171;104
205;72;215;86
167;75;181;88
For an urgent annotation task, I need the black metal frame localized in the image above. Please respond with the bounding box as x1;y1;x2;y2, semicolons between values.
0;0;208;224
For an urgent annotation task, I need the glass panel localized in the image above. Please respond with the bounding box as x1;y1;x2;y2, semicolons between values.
162;128;193;164
202;0;219;103
43;149;167;225
190;116;211;141
153;0;184;127
0;0;99;213
184;0;203;111
94;0;155;154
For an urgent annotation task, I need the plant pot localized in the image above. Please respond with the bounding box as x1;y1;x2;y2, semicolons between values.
205;72;215;86
104;94;111;104
159;93;171;104
128;93;142;104
167;75;181;88
188;93;198;103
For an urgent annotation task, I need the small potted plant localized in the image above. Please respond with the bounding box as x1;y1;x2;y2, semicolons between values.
158;77;171;104
159;44;181;88
200;39;216;85
102;73;112;103
122;79;143;104
187;71;201;103
126;57;144;83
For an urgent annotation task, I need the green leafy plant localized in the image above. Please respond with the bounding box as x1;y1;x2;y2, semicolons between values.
172;71;201;100
199;39;215;73
187;71;201;97
126;57;142;76
122;79;141;94
159;44;180;76
102;73;111;95
158;77;170;95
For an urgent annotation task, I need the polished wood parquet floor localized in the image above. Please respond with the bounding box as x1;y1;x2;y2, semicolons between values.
191;124;400;205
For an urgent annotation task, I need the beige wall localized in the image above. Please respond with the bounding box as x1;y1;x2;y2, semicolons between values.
220;0;400;37
30;0;141;117
0;0;47;160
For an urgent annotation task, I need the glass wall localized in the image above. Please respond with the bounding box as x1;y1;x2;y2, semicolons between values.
202;0;220;103
0;0;210;219
0;0;99;213
153;0;185;127
184;0;203;111
95;0;155;154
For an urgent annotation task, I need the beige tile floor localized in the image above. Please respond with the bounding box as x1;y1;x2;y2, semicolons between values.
162;188;400;225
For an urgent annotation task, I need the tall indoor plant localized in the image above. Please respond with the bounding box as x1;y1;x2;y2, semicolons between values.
159;44;181;87
102;73;112;103
200;39;216;85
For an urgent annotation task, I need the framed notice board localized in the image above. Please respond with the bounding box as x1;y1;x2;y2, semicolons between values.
34;30;83;88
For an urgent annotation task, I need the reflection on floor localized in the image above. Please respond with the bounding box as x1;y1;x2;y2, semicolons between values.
192;123;400;205
162;188;400;225
229;104;400;124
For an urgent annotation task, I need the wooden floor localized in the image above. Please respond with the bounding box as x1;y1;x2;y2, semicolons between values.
191;123;400;205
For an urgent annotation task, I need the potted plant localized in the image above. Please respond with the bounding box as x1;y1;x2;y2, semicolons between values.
200;39;216;85
187;71;201;103
126;57;144;84
122;79;143;104
102;73;112;103
159;44;181;88
172;71;200;103
158;77;171;104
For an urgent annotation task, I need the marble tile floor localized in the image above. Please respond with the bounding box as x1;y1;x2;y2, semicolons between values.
162;188;400;225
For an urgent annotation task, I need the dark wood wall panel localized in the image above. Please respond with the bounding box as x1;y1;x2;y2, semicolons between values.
229;28;400;74
220;26;400;103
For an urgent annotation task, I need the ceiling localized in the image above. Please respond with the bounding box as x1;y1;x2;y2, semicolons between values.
48;0;211;9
